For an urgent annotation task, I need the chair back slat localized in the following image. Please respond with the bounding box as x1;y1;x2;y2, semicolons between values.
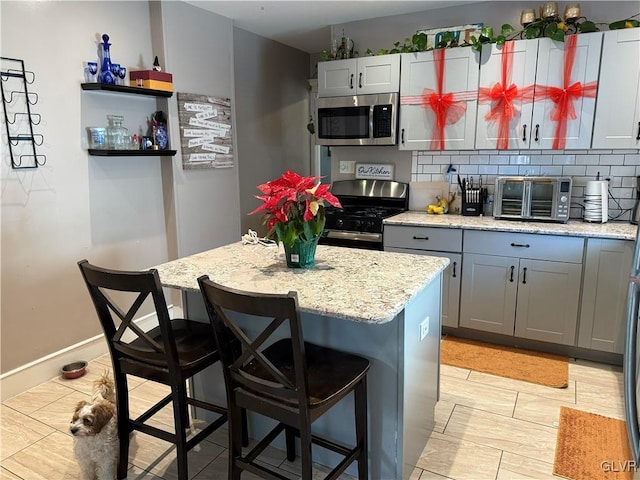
78;259;180;369
198;276;309;406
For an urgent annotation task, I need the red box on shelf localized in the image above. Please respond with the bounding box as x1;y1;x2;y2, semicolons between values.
129;70;173;83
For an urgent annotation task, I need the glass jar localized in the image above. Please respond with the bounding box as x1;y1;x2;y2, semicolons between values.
106;115;128;150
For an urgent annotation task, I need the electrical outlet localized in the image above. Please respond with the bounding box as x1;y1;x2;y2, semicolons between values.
339;161;355;174
420;317;430;341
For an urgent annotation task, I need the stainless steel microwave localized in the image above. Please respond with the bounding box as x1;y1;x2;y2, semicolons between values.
494;176;572;223
316;93;398;146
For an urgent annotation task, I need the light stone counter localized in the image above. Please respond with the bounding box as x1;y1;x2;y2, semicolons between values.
385;212;638;240
153;241;449;324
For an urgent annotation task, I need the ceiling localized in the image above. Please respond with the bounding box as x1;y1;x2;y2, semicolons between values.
187;1;474;53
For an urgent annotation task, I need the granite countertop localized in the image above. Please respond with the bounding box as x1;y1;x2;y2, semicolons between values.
152;242;449;325
384;212;638;241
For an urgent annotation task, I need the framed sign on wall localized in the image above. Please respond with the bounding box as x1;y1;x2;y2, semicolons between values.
355;163;394;180
177;92;234;169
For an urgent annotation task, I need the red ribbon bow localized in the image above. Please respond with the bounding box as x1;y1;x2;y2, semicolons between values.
534;35;598;149
400;49;475;149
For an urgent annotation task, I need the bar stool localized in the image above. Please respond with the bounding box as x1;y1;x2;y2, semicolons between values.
78;260;242;479
197;275;370;480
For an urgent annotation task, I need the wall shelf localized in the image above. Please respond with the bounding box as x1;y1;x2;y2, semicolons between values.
81;83;173;98
88;149;177;157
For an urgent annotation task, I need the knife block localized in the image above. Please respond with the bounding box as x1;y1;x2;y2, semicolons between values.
461;187;487;216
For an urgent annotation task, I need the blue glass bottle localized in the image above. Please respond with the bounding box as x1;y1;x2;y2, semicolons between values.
99;34;115;84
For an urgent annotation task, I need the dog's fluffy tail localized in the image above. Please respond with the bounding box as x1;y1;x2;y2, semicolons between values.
92;370;116;404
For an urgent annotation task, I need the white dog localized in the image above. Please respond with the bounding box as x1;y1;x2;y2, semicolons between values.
70;371;118;480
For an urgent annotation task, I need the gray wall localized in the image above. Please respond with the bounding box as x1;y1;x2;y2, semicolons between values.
0;0;309;377
234;27;311;236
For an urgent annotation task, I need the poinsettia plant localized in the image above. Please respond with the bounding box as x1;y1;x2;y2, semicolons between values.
248;170;342;248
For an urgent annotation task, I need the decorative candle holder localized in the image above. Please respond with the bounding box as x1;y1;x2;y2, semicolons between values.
520;8;537;26
541;2;559;19
563;3;581;22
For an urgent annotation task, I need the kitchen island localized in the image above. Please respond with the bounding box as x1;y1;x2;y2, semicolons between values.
153;242;449;480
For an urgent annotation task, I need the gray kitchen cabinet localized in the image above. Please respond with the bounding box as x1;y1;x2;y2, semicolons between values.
317;54;400;97
578;238;634;353
384;225;461;328
460;230;584;345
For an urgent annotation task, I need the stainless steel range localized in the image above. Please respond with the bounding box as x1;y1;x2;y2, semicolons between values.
321;179;409;250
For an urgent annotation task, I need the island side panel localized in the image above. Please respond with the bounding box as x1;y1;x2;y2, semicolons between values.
183;290;403;480
400;276;442;479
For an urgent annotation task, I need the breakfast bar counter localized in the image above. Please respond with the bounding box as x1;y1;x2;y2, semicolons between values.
153;242;449;480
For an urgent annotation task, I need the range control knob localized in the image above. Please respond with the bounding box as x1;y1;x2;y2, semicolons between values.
336;219;343;228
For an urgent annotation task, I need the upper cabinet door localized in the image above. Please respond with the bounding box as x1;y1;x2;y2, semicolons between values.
357;54;400;95
475;39;539;150
318;59;357;97
317;55;400;97
399;48;479;150
592;29;640;149
531;33;602;150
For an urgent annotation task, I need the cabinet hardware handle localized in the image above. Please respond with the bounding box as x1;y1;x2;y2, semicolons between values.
452;261;457;278
636;122;640;141
350;74;354;89
359;72;363;89
522;267;527;284
401;128;405;144
522;124;527;142
510;243;530;248
509;265;515;283
412;236;429;240
534;124;539;142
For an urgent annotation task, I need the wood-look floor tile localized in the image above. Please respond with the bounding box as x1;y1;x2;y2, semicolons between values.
434;399;455;433
440;375;517;416
122;465;166;479
576;379;626;416
440;364;470;380
193;452;268;479
467;371;576;403
418;469;454;479
0;405;55;460
569;358;623;389
416;430;501;480
52;364;113;395
3;381;75;415
443;405;557;464
496;451;556;479
127;430;225;480
28;390;89;434
277;456;357;479
1;431;80;479
0;467;23;479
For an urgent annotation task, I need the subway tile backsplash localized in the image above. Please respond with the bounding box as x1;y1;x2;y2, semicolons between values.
410;150;640;221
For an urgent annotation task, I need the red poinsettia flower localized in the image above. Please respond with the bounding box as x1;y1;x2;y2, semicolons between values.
248;170;341;247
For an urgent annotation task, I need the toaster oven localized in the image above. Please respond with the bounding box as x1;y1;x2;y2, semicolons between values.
494;176;572;223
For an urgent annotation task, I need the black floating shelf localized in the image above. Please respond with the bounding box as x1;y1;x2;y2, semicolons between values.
88;149;177;157
81;83;173;98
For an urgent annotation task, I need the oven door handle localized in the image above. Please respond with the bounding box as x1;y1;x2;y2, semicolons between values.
325;230;382;242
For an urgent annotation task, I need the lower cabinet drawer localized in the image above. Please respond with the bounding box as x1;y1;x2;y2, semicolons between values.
384;225;462;253
463;230;584;263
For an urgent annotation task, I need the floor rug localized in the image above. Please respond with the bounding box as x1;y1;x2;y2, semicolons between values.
554;406;634;480
440;336;568;388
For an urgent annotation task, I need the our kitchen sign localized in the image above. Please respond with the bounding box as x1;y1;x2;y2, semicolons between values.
355;163;394;180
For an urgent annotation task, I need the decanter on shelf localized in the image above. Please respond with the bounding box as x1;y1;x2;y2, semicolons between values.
99;34;115;84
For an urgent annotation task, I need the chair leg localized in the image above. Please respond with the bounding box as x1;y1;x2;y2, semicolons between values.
241;408;249;447
229;404;244;480
285;426;296;462
173;384;190;480
355;377;368;480
114;372;130;480
299;419;313;480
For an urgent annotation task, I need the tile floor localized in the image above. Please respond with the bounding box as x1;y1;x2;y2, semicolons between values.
0;351;625;479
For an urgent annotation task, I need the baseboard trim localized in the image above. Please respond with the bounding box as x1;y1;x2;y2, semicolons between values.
0;306;176;401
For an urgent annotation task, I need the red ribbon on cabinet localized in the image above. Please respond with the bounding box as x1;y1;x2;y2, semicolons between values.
400;49;476;149
533;35;598;149
478;41;536;150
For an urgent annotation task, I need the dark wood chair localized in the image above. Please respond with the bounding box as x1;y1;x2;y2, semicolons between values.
78;260;244;480
197;275;370;480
